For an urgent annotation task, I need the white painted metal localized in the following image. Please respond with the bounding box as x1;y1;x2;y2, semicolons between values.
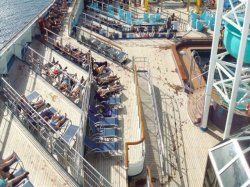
224;1;250;139
201;0;225;130
202;0;250;135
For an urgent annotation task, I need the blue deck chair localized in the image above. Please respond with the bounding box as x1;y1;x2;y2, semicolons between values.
95;94;121;105
88;119;118;138
84;136;119;153
88;113;119;126
155;13;161;22
135;19;143;25
61;124;79;144
88;116;119;128
144;12;149;22
89;105;118;117
149;14;156;24
196;20;204;32
118;9;125;20
16;178;34;187
26;91;40;103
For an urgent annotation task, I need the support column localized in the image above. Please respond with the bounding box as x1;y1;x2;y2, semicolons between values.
224;2;250;139
200;0;224;131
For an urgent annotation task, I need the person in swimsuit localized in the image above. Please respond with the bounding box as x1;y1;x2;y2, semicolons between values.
44;113;67;130
95;75;119;85
58;76;71;92
70;76;85;100
97;84;122;97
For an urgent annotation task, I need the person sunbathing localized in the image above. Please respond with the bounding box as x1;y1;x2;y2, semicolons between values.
18;95;45;111
92;65;108;76
44;113;67;130
58;76;71;92
43;65;65;83
0;169;29;187
97;84;122;97
0;152;17;172
70;76;85;99
95;75;119;85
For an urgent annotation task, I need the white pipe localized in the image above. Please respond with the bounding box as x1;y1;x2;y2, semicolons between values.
200;0;225;131
224;1;250;139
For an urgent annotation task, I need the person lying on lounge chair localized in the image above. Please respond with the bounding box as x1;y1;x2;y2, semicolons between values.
0;152;17;172
95;75;119;85
21;95;45;110
18;95;45;113
58;76;71;92
44;113;67;130
97;84;122;97
70;76;85;99
92;65;108;77
0;170;29;187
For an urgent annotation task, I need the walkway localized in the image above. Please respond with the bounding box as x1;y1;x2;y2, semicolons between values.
137;70;162;186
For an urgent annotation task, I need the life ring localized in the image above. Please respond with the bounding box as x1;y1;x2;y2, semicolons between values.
245;103;250;114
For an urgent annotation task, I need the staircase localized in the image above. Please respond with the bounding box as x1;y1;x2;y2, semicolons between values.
187;87;205;124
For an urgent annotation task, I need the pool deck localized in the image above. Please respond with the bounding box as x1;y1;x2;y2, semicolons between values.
115;38;223;186
0;1;223;186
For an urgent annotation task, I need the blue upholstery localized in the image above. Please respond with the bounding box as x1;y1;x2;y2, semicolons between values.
144;12;149;22
84;136;118;153
88;120;118;138
155;13;161;22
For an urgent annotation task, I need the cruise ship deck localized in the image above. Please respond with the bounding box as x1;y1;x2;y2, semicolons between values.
2;0;247;186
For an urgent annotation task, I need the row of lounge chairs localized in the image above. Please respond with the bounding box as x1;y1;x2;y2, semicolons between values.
44;0;69;33
84;61;123;155
79;35;128;65
17;91;79;145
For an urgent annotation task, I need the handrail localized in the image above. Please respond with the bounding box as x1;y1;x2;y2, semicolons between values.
0;77;113;187
76;26;123;51
124;65;145;168
146;166;154;187
0;0;56;55
191;70;208;81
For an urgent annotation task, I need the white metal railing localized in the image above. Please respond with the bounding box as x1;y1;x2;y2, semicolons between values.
148;66;168;178
24;46;85;108
0;77;112;187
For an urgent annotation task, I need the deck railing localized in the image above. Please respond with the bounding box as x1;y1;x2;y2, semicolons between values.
76;26;123;51
146;166;154;187
0;77;113;187
124;65;145;170
24;46;86;108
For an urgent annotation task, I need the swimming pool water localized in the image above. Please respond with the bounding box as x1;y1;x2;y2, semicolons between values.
0;0;53;50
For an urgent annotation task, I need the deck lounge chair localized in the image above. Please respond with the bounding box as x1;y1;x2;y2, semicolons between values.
88;119;118;138
16;178;34;187
95;94;121;105
25;91;40;103
84;136;118;153
89;105;118;117
61;124;79;144
88;113;119;128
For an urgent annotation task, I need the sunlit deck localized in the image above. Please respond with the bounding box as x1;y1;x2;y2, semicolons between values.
116;38;223;186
